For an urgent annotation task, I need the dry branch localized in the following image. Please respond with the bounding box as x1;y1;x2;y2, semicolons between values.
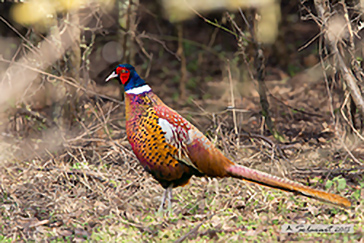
314;0;364;118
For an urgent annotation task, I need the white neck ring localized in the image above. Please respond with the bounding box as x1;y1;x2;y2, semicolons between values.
126;85;151;94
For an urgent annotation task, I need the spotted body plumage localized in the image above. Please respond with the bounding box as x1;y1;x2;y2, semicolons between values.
106;64;351;212
125;94;203;188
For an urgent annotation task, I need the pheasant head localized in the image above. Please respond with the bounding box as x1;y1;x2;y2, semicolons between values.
105;64;148;92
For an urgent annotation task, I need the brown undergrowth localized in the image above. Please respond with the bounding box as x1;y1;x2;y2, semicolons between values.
0;71;363;242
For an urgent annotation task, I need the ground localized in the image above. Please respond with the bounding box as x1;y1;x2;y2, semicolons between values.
1;67;363;241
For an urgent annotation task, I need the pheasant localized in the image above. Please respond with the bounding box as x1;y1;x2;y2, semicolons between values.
106;64;351;212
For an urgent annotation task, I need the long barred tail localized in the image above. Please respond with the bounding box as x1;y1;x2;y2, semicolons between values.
226;165;351;208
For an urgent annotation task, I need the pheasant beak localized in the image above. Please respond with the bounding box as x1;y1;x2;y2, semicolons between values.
105;71;118;82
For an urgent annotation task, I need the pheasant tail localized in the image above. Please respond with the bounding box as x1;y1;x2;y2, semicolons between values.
226;164;351;208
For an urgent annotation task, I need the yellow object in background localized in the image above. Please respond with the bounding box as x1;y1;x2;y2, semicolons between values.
162;0;280;44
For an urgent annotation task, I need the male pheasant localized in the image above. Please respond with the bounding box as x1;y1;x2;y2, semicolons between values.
106;64;351;212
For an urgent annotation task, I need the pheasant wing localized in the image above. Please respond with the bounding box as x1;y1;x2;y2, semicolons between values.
153;105;202;172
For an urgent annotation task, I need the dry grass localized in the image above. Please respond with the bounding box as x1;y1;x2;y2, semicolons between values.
0;76;363;242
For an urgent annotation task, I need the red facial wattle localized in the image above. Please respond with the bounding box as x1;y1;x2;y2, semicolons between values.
120;72;130;84
116;67;130;84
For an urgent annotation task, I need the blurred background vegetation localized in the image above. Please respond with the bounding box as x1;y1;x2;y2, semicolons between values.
0;0;363;241
1;0;363;152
